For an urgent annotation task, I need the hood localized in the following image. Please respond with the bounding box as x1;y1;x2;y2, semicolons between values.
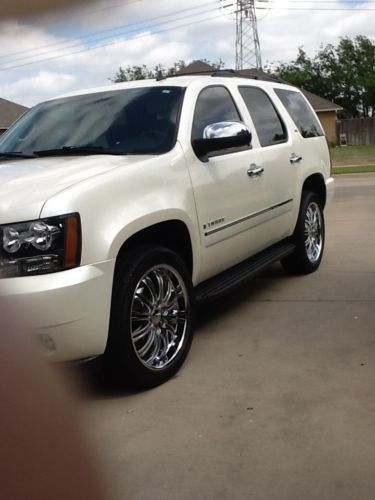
0;154;150;223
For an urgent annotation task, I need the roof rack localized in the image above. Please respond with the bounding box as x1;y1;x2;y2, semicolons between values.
210;69;284;83
211;69;236;77
170;68;284;84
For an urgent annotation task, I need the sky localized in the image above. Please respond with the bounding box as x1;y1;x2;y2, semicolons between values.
0;0;374;108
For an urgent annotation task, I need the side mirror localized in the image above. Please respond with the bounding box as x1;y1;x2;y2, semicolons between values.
192;121;252;161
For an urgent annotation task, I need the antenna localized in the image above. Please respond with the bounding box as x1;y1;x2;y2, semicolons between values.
220;1;271;70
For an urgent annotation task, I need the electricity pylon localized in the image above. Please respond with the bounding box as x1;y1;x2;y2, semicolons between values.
236;0;262;70
221;0;264;70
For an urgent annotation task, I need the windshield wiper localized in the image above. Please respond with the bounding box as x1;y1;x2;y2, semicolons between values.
0;151;37;159
34;146;126;157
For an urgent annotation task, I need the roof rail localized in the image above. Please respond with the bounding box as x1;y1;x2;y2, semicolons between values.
211;69;237;77
166;68;285;84
211;69;284;83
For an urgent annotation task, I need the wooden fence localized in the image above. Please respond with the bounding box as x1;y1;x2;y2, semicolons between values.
336;118;375;145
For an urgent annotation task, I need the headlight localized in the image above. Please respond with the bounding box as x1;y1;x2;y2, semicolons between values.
0;213;81;278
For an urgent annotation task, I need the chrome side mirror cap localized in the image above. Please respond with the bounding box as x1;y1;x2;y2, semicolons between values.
203;121;251;140
192;121;252;161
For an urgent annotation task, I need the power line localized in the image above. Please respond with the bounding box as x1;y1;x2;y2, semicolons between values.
0;1;218;63
1;1;372;71
257;5;375;10
253;0;375;8
0;11;226;72
258;7;375;11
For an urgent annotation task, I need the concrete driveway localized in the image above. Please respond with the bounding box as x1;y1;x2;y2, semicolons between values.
82;174;375;500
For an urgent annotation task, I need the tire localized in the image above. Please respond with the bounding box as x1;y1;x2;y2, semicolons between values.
104;245;194;389
281;191;325;275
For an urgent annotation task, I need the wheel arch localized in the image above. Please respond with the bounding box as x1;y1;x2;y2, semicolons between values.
302;173;327;208
114;219;194;277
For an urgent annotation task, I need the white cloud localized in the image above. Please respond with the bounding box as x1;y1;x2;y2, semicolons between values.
0;20;59;58
0;0;373;106
0;71;76;106
260;0;375;62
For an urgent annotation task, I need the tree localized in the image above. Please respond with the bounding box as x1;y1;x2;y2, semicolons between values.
110;59;225;83
274;36;375;117
111;64;154;82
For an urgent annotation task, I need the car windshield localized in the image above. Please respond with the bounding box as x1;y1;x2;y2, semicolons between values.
0;86;185;156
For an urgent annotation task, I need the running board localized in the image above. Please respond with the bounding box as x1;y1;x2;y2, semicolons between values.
195;241;295;302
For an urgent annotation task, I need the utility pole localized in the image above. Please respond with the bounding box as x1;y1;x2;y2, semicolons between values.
235;0;262;70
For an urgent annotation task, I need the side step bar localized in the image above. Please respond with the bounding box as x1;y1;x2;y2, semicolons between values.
195;241;295;302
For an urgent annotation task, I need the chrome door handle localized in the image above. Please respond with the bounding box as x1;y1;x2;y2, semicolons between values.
247;165;264;177
290;153;302;164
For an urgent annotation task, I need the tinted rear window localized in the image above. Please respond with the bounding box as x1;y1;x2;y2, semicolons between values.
274;89;324;138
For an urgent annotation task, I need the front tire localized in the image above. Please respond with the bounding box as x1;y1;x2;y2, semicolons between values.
104;246;194;388
281;191;325;275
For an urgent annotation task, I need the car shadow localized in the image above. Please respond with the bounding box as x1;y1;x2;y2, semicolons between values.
73;262;289;399
195;262;287;330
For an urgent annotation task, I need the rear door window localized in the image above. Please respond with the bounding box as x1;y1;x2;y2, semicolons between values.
274;88;324;138
238;86;287;147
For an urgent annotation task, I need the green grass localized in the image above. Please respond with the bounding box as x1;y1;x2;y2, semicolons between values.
332;165;375;175
330;144;375;166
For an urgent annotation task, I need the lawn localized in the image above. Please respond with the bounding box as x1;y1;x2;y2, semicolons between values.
330;144;375;167
332;165;375;175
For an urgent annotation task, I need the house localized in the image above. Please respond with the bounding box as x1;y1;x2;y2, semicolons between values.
299;88;343;143
0;98;28;136
175;60;215;75
176;62;343;143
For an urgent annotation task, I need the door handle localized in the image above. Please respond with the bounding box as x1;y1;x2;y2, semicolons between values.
290;153;302;164
247;165;264;177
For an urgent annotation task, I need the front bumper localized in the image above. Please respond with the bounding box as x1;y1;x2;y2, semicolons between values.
0;260;115;361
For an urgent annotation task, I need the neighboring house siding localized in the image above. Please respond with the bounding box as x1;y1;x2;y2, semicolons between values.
317;111;337;143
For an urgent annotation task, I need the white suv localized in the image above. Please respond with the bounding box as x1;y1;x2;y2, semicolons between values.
0;71;334;387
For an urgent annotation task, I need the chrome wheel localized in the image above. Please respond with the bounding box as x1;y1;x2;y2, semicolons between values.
304;201;323;263
130;264;189;370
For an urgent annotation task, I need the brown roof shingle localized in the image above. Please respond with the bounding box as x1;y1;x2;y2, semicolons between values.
0;98;28;129
299;88;343;112
175;60;217;75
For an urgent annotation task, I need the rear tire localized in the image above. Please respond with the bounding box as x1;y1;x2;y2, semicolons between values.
104;245;194;389
281;191;325;275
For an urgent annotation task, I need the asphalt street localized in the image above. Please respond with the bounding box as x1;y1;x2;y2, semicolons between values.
81;174;375;500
